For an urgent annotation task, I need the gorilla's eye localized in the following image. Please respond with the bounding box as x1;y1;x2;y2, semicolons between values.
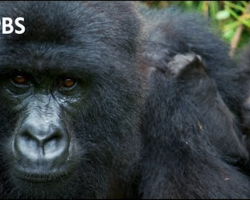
11;73;31;86
58;77;77;89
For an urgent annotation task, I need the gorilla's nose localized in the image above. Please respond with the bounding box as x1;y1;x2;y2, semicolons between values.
13;115;69;170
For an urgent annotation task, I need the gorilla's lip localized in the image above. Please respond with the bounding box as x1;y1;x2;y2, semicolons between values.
13;168;71;183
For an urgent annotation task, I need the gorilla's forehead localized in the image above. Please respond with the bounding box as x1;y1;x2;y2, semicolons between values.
0;1;142;75
0;42;112;78
0;1;141;45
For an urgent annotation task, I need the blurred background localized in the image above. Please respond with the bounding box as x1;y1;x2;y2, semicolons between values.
141;1;250;56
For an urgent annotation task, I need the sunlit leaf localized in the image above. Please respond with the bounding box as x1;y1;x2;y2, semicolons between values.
216;10;230;20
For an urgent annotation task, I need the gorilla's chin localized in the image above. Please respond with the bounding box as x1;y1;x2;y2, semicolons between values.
7;170;82;199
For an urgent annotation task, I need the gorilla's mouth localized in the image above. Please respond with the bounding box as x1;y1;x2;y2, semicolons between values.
13;168;71;183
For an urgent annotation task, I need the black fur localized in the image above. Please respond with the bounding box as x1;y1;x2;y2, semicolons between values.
139;7;250;198
238;43;250;167
0;2;143;199
0;1;249;199
238;44;250;131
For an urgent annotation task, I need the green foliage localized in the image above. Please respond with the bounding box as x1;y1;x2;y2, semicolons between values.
142;1;250;52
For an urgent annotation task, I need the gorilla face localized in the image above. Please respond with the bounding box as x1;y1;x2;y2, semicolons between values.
0;1;143;199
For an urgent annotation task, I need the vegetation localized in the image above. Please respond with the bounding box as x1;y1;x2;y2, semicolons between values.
142;1;250;55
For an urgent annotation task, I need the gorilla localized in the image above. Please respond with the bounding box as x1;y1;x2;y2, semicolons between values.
0;1;143;199
139;6;250;198
0;1;249;199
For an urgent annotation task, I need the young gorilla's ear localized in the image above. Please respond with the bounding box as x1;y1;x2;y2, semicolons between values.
165;53;206;78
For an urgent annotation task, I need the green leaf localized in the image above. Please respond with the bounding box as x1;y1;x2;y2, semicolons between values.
216;10;230;20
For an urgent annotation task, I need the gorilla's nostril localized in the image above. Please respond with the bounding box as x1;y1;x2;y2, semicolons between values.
44;132;61;144
14;131;40;160
43;131;68;159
